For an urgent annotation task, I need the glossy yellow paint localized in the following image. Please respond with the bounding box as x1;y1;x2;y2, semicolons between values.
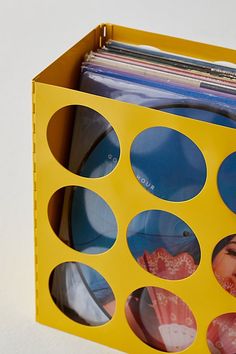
33;24;236;354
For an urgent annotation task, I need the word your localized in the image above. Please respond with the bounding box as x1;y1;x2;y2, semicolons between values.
136;175;155;191
107;154;155;191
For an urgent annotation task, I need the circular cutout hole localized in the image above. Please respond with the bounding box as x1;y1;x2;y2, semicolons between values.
49;262;116;326
127;210;200;280
48;186;117;254
130;127;206;201
207;313;236;354
126;287;197;352
212;235;236;297
218;152;236;213
47;105;120;177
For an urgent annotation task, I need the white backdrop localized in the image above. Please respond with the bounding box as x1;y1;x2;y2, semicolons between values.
0;1;236;353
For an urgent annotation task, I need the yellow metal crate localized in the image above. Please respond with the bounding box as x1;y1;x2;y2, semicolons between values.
33;24;236;354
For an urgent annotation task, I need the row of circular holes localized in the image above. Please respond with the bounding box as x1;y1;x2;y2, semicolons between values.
48;106;236;211
49;262;236;353
49;187;236;296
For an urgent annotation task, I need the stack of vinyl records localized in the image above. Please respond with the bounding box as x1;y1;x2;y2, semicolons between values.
50;40;236;353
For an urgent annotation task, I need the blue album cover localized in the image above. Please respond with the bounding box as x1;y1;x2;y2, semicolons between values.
51;48;236;330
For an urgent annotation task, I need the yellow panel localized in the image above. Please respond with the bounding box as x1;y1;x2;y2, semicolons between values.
33;24;236;354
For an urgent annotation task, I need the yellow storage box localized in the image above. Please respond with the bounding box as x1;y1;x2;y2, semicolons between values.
33;24;236;354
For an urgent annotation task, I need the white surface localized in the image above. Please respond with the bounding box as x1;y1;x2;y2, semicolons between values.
0;1;236;353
